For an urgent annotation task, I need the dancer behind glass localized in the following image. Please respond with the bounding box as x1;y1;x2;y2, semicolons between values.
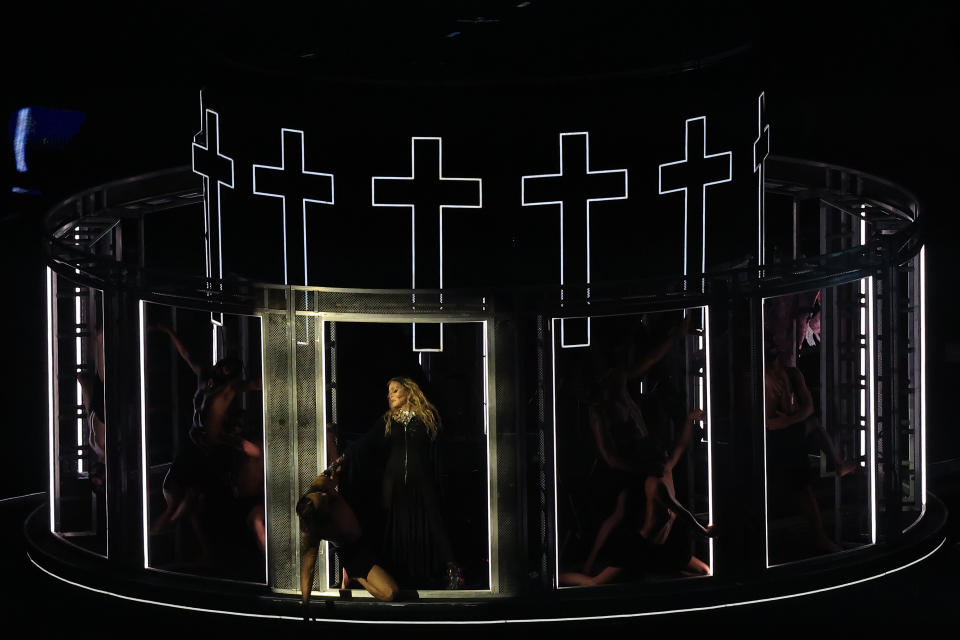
338;377;463;589
560;408;714;586
765;343;851;553
150;323;265;554
297;462;398;604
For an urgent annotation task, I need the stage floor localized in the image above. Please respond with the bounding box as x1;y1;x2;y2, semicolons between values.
6;468;960;632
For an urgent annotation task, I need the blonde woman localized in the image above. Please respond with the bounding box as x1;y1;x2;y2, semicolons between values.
339;377;463;590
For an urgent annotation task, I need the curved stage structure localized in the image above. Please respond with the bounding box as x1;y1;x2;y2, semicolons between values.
29;34;943;622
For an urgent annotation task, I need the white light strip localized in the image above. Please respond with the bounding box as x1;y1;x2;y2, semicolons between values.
521;132;628;349
252;128;335;286
0;490;46;504
139;300;150;567
867;275;877;544
260;317;270;584
658;117;733;282
761;300;770;567
559;316;590;349
412;322;444;353
859;273;867;460
14;107;30;173
75;282;83;475
191;103;235;283
704;306;714;571
550;318;560;584
753;92;769;268
919;247;927;505
28;536;946;625
46;268;56;532
372;137;482;352
319;319;328;592
483;320;493;589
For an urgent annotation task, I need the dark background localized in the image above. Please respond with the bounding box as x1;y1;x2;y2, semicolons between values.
2;0;958;629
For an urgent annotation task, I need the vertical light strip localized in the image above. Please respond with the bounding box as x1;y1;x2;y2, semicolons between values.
867;274;877;544
919;247;927;505
139;300;150;567
14;107;30;173
550;318;560;586
260;316;270;584
47;268;56;532
761;300;770;567
482;320;493;589
75;281;84;475
319;318;328;592
859;219;868;464
860;217;877;543
703;306;714;571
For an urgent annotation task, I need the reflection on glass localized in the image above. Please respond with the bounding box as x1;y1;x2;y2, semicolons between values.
554;310;713;586
143;305;265;581
50;272;106;556
326;321;489;591
764;285;871;565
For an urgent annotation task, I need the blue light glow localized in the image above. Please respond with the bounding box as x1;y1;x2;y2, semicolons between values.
14;108;30;173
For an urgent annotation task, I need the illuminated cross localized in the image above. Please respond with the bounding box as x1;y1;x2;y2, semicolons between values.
658;116;732;288
521;132;628;348
753;93;771;267
372;137;482;351
191;107;235;282
252;128;335;286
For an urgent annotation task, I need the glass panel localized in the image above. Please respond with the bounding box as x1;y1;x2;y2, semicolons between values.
763;283;874;565
322;321;490;592
49;271;106;556
142;304;266;581
553;309;713;586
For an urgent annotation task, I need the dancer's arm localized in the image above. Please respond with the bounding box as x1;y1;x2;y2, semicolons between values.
665;408;703;473
589;405;635;472
623;316;691;380
155;323;202;377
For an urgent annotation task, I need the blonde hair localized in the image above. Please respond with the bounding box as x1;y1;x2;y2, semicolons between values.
384;376;440;440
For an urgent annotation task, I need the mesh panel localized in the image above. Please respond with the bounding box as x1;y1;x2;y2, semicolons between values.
295;314;320;589
264;308;296;590
294;288;486;315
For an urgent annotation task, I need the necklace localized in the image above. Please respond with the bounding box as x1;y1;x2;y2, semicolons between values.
393;408;414;426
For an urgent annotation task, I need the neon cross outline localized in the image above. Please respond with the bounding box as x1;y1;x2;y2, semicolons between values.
371;136;482;352
191;106;235;282
658;116;732;286
754;93;771;268
521;131;628;348
252;128;335;286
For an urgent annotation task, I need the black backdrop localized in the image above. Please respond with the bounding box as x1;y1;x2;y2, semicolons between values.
3;0;958;516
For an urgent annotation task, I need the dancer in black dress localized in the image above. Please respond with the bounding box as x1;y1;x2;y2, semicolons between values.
340;376;463;589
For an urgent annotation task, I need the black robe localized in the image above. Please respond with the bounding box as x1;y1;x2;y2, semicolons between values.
342;415;453;587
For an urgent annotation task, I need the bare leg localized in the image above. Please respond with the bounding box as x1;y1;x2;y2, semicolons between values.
559;566;623;587
355;565;399;601
584;489;628;574
797;486;841;552
152;472;186;534
804;417;855;477
246;503;266;553
656;477;713;537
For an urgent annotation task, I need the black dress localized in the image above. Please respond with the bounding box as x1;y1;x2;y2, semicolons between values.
344;415;454;587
